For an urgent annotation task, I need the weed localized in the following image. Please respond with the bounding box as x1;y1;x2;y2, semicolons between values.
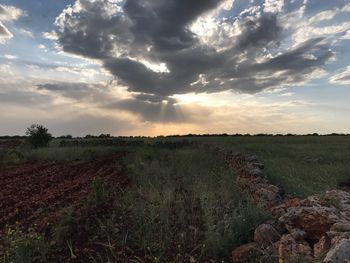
53;207;76;246
124;146;269;261
2;227;48;263
66;240;77;259
1;150;26;166
83;149;97;161
92;176;108;204
321;195;342;210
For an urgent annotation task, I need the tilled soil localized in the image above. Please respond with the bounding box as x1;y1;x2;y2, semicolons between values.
0;153;129;234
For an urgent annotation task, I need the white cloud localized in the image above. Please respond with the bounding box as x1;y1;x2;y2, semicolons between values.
341;30;350;40
19;29;34;38
42;31;59;40
264;0;284;13
330;66;350;85
309;10;337;24
4;54;17;60
0;21;12;43
0;4;25;44
278;92;294;97
0;4;25;21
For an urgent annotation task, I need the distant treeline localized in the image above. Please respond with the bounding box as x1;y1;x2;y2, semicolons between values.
1;133;350;140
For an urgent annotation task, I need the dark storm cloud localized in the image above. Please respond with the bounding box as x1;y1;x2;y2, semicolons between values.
54;0;336;100
236;13;282;50
255;38;333;72
124;0;224;51
56;1;131;59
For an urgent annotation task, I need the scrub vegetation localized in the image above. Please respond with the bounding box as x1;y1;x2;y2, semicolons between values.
1;133;349;262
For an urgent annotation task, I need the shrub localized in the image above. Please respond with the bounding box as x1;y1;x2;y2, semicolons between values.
3;227;48;263
25;124;52;148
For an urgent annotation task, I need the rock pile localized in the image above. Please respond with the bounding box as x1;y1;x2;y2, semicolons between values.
226;153;350;263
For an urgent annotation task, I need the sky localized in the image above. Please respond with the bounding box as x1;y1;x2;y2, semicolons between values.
0;0;349;136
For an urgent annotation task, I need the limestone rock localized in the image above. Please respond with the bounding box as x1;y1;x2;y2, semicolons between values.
331;222;350;232
314;235;331;258
290;228;307;241
279;206;336;241
254;224;280;247
278;234;312;263
324;239;350;263
232;242;261;263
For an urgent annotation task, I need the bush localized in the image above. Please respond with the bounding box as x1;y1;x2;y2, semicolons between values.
25;124;52;148
2;227;48;263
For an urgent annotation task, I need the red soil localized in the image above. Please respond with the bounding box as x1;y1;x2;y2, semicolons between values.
0;153;129;234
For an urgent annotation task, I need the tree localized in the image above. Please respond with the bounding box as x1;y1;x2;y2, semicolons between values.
26;124;52;148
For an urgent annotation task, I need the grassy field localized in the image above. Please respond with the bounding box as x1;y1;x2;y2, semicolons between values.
121;145;269;261
147;136;350;197
2;135;349;197
1;135;350;262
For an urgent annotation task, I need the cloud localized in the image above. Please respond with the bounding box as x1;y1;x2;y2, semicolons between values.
53;0;335;101
42;31;58;40
3;54;17;60
0;22;12;43
264;0;284;13
0;81;53;107
19;29;34;38
37;82;112;103
330;66;350;85
36;81;207;123
46;113;137;136
105;99;190;123
0;4;25;21
0;4;25;44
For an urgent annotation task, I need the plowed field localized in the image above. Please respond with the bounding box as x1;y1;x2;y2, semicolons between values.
0;153;128;234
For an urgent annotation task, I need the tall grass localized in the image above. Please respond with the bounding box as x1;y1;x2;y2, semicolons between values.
161;136;350;197
123;145;269;261
21;146;122;162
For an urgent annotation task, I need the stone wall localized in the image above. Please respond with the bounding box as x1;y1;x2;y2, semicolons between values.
226;152;350;263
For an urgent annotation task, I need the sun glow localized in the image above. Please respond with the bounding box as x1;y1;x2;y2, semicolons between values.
172;93;212;105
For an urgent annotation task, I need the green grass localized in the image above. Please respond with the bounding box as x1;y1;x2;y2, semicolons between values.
123;145;269;261
2;135;349;196
159;136;350;197
18;146;123;162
